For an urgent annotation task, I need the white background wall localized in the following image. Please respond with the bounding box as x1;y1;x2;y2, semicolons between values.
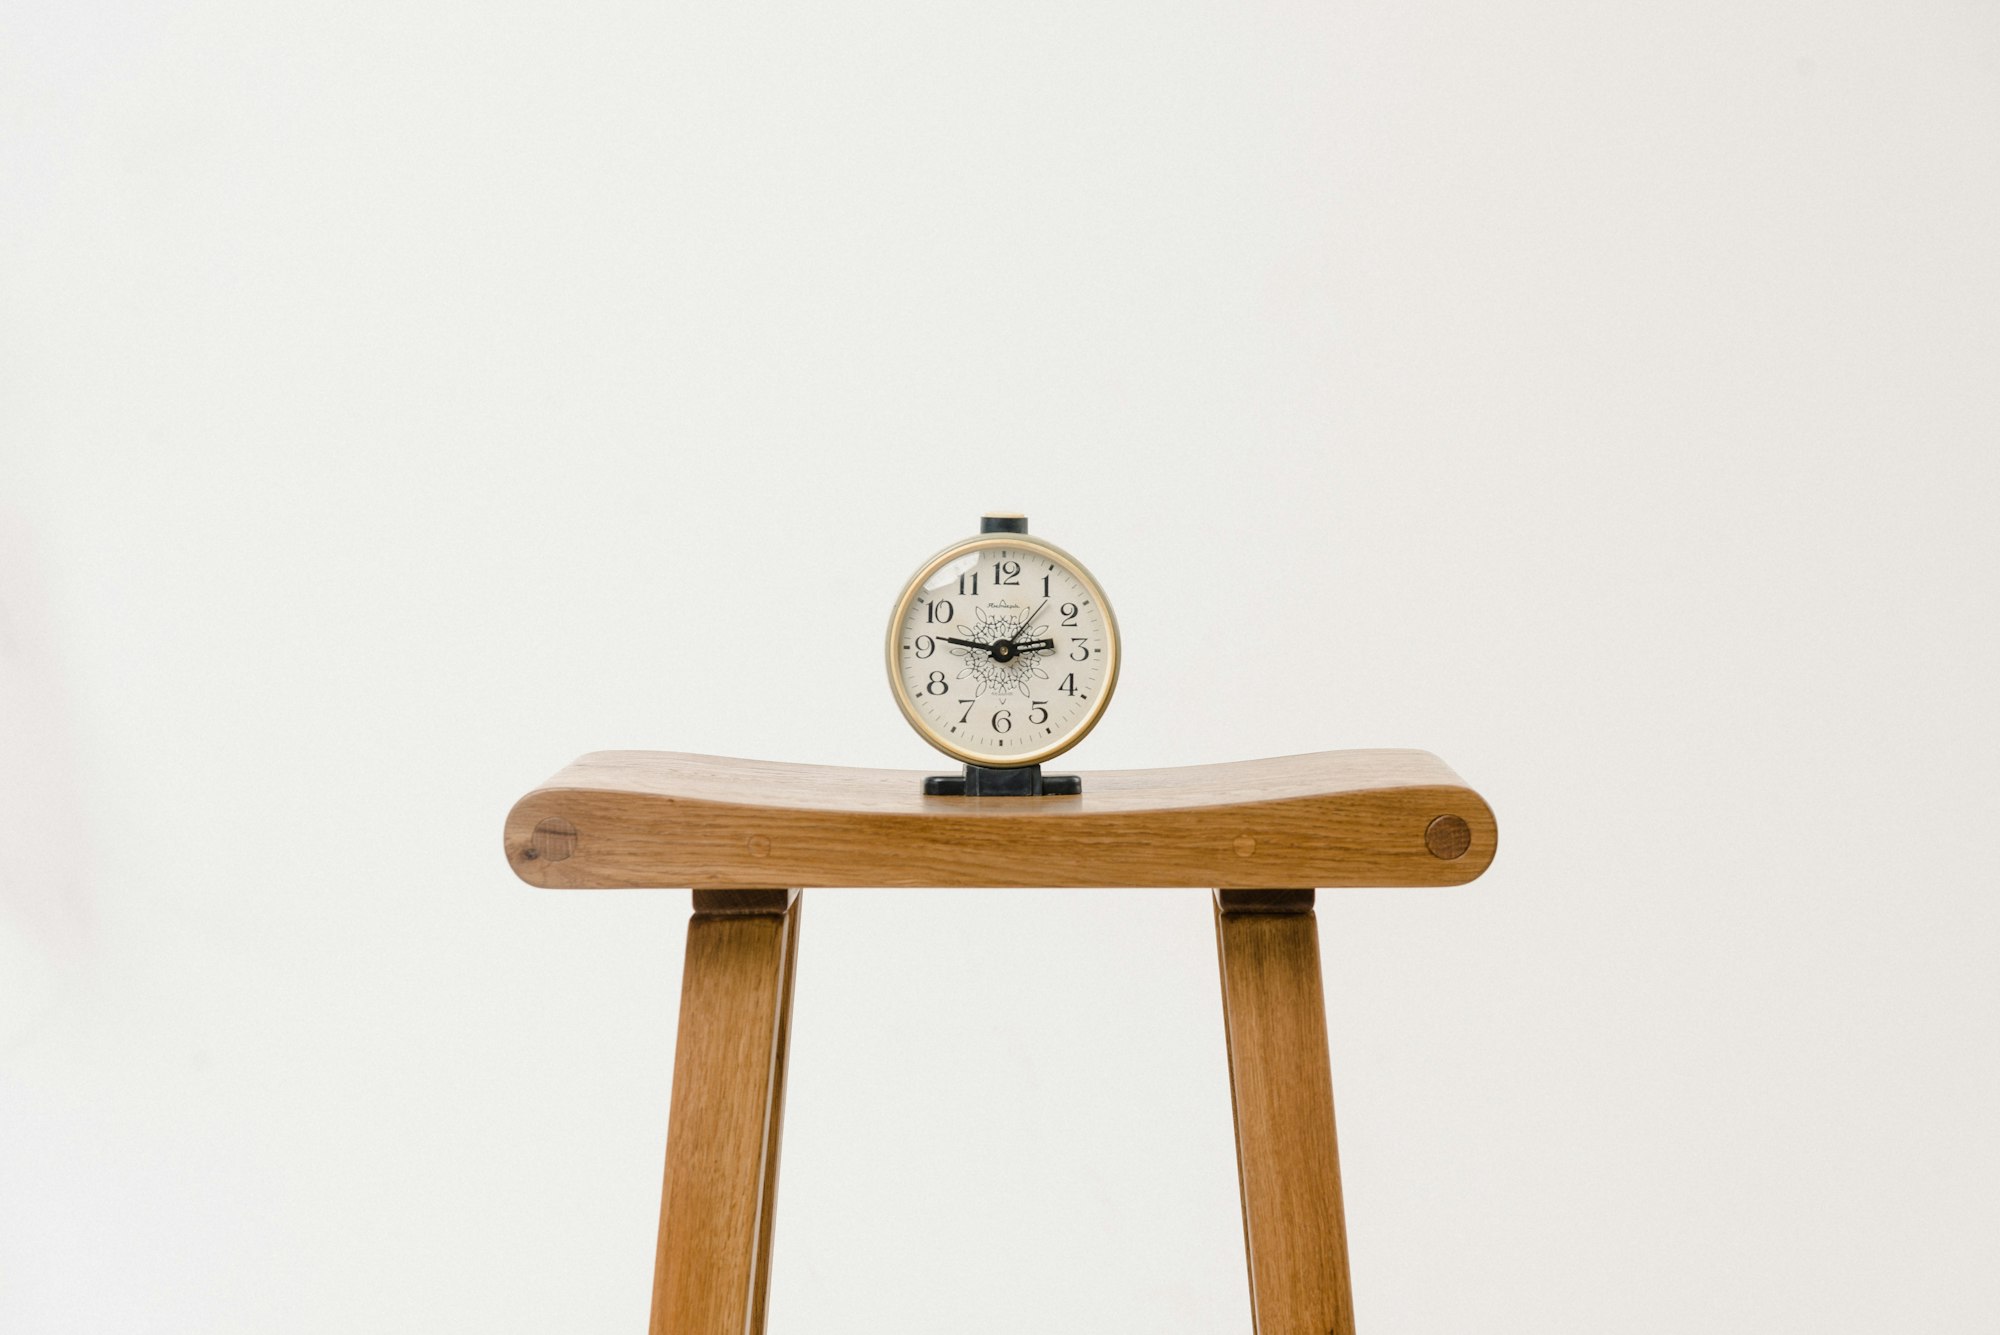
4;2;1996;1331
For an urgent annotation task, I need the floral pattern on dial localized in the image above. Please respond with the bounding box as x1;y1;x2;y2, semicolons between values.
951;607;1051;698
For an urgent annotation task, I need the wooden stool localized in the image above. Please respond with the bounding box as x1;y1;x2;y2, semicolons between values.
504;749;1497;1335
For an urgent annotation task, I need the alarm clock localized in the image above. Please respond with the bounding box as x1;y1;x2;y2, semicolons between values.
887;514;1120;794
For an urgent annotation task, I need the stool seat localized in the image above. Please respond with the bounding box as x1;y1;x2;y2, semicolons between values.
504;748;1496;891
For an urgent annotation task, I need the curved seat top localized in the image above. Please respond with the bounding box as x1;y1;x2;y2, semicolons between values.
504;749;1496;891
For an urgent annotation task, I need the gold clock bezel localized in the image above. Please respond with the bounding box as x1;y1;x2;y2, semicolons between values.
885;531;1121;769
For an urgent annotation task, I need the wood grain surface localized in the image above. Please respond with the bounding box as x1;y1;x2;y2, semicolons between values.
504;750;1496;891
649;892;799;1335
1215;890;1356;1335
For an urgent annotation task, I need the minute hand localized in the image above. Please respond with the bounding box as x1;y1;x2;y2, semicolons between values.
940;636;997;653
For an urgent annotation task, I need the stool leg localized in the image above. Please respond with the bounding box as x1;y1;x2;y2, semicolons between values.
649;889;801;1335
1214;889;1357;1335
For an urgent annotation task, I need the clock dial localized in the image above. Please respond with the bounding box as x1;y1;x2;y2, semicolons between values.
887;533;1119;767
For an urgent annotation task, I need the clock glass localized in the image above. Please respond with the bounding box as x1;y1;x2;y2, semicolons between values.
888;531;1119;768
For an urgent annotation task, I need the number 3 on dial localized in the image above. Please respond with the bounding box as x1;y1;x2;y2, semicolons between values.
887;529;1120;768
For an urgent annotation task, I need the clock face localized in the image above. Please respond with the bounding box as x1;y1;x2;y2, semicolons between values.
887;533;1119;768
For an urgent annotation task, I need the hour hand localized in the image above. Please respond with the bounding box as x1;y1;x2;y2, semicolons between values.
1014;638;1055;654
940;636;995;653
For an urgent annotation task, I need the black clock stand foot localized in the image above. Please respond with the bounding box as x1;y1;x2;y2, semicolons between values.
922;764;1082;797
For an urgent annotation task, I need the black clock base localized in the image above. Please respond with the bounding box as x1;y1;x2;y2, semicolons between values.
923;764;1082;797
